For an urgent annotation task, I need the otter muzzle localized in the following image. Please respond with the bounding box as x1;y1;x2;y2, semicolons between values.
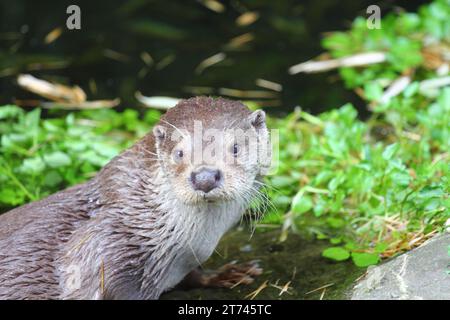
190;168;223;193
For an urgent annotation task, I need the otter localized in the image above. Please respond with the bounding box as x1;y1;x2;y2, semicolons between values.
0;97;271;299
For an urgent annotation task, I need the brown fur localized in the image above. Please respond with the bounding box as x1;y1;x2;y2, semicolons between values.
0;97;268;299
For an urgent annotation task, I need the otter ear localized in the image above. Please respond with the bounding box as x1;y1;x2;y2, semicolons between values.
153;125;166;141
248;110;266;129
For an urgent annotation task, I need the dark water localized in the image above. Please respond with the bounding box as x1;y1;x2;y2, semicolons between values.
0;0;429;115
162;228;364;300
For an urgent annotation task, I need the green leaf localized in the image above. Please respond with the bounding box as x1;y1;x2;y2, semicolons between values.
42;171;63;187
330;237;342;245
43;152;72;168
0;105;22;119
364;82;383;101
374;242;389;254
291;193;313;214
404;82;419;98
24;108;41;130
270;176;295;188
322;247;351;261
351;252;380;267
0;188;24;206
327;217;345;228
382;143;399;160
20;157;46;174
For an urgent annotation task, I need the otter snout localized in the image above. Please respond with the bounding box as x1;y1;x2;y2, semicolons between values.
190;168;223;193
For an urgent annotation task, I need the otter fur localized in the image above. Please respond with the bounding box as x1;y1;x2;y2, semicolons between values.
0;97;270;299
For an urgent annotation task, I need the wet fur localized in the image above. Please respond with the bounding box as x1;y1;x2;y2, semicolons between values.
0;97;268;299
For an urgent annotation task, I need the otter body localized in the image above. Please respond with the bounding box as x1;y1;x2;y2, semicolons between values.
0;97;270;299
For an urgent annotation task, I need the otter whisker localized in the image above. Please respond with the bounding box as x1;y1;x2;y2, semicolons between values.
143;112;188;139
158;118;188;139
187;232;204;270
242;183;276;238
138;146;158;157
251;187;276;213
253;180;281;194
225;116;243;130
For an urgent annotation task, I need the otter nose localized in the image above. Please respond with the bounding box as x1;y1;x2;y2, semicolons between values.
191;168;222;193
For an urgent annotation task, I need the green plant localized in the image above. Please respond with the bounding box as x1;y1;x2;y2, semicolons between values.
0;106;160;209
322;0;449;90
262;0;449;266
263;87;448;266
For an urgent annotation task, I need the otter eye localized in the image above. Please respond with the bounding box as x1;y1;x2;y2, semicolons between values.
231;143;240;157
173;149;184;162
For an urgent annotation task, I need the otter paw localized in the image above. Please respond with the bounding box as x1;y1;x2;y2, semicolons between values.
206;260;263;288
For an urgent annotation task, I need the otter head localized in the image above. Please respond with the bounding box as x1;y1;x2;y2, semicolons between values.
152;97;271;205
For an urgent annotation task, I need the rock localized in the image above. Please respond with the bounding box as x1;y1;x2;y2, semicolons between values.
351;233;450;300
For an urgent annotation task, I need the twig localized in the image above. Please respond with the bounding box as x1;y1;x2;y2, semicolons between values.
379;76;411;104
218;87;278;99
288;52;386;74
319;288;327;300
269;281;293;296
195;53;226;74
305;283;334;295
40;99;120;110
244;280;268;300
17;74;86;103
135;92;180;110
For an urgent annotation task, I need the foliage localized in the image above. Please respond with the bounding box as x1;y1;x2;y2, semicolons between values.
264;89;448;266
0;106;160;209
322;0;450;89
322;247;350;262
263;0;450;266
